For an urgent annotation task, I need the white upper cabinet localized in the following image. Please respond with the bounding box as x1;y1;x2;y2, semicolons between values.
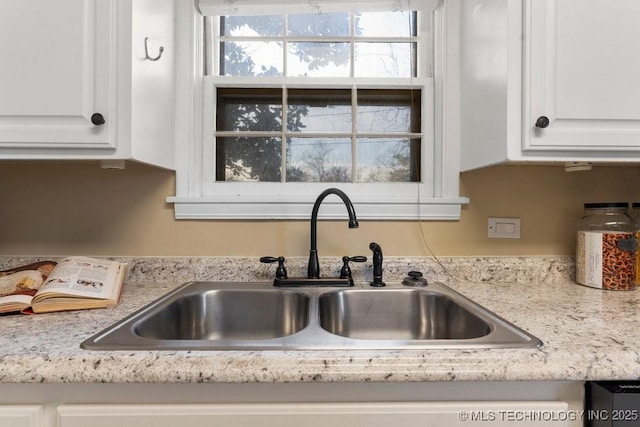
0;0;114;148
525;0;640;151
0;0;175;169
460;0;640;170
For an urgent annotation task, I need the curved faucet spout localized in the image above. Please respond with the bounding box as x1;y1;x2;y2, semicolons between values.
308;188;359;279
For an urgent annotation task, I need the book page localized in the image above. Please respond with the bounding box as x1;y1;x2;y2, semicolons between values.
0;293;35;314
0;294;34;308
37;257;125;300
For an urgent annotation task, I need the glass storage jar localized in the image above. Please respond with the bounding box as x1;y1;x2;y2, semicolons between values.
576;202;638;290
630;203;640;286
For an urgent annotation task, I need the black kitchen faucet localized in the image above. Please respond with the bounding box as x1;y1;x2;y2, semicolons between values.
307;188;359;279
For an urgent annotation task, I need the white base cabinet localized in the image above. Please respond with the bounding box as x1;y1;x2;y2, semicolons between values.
460;0;640;170
0;0;175;169
0;381;583;427
0;406;44;427
57;402;569;427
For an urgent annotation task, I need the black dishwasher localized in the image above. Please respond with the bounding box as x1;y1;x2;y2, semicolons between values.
586;381;640;426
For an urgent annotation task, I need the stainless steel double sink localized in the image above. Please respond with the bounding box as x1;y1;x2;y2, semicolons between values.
81;281;542;350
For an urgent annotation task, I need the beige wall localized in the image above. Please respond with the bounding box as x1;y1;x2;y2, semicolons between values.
1;161;639;257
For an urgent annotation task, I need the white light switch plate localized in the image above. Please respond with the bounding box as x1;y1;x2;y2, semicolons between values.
488;217;521;239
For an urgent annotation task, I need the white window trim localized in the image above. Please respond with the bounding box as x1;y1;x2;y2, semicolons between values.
198;0;441;16
168;0;468;220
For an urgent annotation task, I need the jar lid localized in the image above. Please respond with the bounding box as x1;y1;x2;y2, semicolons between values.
584;202;629;209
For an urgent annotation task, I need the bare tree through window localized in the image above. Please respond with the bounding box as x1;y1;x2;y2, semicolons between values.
213;11;421;183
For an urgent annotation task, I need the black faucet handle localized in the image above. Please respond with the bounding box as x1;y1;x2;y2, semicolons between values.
260;256;288;279
339;255;367;280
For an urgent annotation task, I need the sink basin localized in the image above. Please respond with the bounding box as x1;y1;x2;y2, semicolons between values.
319;290;491;340
81;281;542;350
134;289;309;340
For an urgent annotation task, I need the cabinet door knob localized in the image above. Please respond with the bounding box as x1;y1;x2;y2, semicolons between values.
535;116;550;128
91;113;105;126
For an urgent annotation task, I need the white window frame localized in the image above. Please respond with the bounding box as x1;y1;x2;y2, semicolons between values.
168;0;468;220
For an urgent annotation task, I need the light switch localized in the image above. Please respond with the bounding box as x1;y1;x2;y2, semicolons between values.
496;222;515;234
488;217;521;239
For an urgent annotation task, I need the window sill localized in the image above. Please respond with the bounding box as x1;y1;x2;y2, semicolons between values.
167;196;469;220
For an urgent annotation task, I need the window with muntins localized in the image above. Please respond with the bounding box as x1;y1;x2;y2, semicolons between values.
169;0;468;220
216;87;421;183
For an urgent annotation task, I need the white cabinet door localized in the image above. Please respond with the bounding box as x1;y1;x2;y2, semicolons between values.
58;402;569;427
0;0;115;149
0;405;44;427
524;0;640;152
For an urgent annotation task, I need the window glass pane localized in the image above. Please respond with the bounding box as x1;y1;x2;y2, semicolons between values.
221;16;283;37
355;11;416;37
216;137;282;182
217;89;282;132
287;90;352;132
287;42;350;77
287;13;350;37
287;138;352;182
354;43;416;78
221;41;283;76
357;138;420;182
357;90;420;133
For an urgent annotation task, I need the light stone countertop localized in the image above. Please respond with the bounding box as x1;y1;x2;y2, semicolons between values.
0;256;638;384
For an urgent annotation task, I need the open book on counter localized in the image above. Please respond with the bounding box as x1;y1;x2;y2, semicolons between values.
0;256;127;314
